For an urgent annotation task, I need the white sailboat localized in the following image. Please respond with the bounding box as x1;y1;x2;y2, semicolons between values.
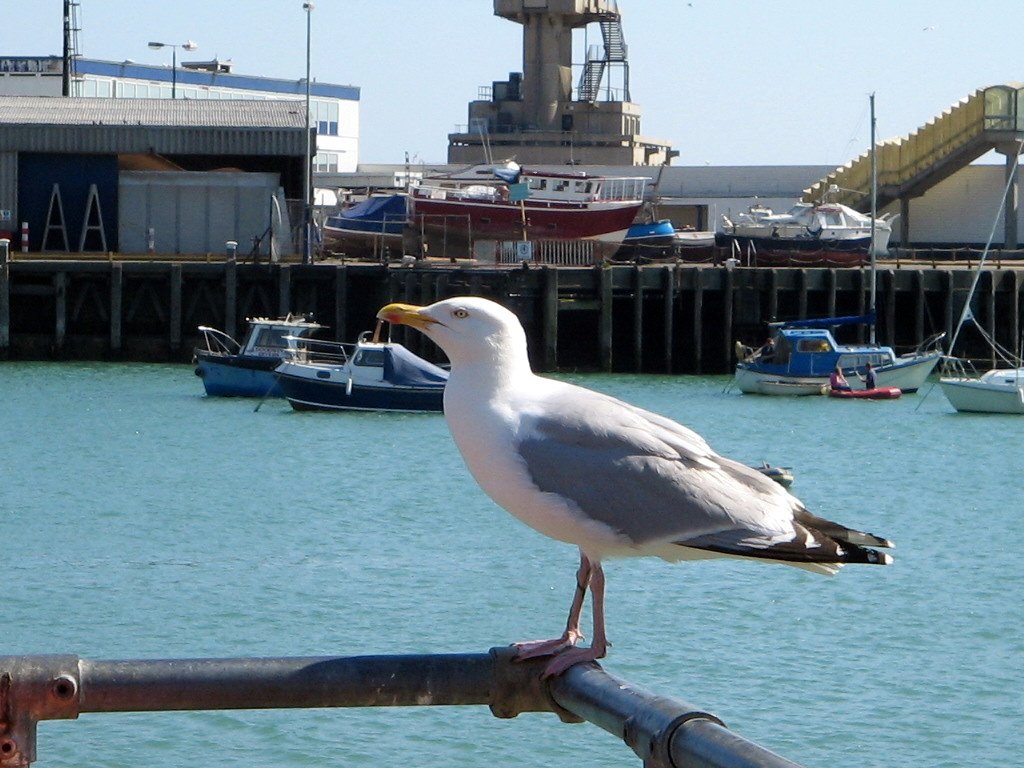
938;141;1024;414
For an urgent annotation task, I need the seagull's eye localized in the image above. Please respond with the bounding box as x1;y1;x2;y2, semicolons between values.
452;309;469;319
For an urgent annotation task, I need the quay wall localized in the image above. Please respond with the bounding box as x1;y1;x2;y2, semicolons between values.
1;258;1021;373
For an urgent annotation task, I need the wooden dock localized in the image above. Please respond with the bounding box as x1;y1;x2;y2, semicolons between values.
1;253;1021;373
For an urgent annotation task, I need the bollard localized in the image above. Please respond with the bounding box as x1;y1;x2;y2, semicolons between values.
225;240;238;262
147;227;155;254
20;222;28;253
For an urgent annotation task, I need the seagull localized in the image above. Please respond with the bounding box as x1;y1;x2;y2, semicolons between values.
377;297;893;676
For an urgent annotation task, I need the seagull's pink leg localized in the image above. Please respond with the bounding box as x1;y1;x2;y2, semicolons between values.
513;552;591;659
542;561;608;677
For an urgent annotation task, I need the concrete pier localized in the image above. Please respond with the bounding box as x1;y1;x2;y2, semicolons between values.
1;259;1021;372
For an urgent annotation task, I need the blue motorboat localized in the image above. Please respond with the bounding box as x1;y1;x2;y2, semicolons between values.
734;314;945;396
274;333;447;412
194;315;325;397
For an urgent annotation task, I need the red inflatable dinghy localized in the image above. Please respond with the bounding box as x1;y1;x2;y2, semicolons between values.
828;387;902;400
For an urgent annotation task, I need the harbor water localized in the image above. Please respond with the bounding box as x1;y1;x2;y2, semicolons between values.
3;362;1021;767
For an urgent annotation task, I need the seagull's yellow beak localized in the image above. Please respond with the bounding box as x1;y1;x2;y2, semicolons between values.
376;302;440;330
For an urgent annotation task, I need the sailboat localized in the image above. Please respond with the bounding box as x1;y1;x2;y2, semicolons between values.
938;142;1024;414
734;94;945;396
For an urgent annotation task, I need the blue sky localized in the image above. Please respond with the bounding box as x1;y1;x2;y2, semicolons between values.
12;1;1022;165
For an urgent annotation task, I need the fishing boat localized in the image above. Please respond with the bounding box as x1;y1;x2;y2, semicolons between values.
937;142;1024;414
408;161;646;250
274;332;447;412
194;315;325;398
733;315;944;396
716;197;894;266
321;194;408;259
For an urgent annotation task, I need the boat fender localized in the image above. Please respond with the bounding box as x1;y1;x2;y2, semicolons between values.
346;375;353;397
194;367;204;378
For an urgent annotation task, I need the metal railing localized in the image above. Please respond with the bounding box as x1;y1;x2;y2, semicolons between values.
0;648;804;768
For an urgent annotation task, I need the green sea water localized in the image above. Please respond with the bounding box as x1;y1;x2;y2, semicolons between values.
2;362;1021;767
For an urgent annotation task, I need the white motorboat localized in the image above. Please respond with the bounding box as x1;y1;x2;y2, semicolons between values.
273;332;447;413
717;198;895;266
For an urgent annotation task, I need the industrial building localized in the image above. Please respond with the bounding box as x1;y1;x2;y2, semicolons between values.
0;55;359;174
0;96;308;257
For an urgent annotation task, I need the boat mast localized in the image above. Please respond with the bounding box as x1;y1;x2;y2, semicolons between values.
869;92;877;345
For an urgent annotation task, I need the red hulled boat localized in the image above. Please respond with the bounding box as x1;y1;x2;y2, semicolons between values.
409;162;647;245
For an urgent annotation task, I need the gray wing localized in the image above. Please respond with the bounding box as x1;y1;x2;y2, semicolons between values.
514;386;802;548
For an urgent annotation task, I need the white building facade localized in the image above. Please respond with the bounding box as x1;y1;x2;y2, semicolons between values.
0;56;359;172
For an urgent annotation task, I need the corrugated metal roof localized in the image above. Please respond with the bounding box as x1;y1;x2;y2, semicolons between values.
0;96;307;128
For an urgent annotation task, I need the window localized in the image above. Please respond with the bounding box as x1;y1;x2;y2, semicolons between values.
253;329;290;350
353;349;385;367
314;153;339;172
797;339;831;353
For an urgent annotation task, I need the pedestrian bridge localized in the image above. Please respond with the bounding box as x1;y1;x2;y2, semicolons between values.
804;84;1024;247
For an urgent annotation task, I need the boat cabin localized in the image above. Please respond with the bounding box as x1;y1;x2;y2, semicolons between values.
239;316;324;358
766;328;895;375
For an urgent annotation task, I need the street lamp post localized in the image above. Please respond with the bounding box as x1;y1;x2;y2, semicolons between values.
302;2;314;264
147;40;198;99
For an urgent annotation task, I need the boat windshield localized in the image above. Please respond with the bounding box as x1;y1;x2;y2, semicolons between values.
247;327;300;354
353;348;386;367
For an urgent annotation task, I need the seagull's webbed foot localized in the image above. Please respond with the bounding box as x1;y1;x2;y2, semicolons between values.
511;627;585;660
542;640;608;677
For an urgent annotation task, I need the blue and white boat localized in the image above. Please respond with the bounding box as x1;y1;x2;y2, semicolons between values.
274;333;447;412
734;314;944;396
194;315;325;397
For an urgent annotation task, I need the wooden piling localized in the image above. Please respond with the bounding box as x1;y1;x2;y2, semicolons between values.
169;264;182;352
599;266;612;372
944;269;955;343
915;270;926;345
723;266;735;365
54;271;66;353
110;262;122;353
767;269;778;321
225;260;237;341
632;266;643;373
0;239;9;356
693;268;704;374
987;270;997;368
884;269;896;347
542;266;558;371
662;266;674;374
1013;270;1022;356
797;268;808;320
334;265;348;343
278;265;292;317
827;268;837;318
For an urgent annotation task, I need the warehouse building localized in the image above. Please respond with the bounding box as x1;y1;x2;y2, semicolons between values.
0;96;309;257
0;55;358;175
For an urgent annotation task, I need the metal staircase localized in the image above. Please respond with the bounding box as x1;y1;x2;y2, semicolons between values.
577;16;630;103
805;84;1024;211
